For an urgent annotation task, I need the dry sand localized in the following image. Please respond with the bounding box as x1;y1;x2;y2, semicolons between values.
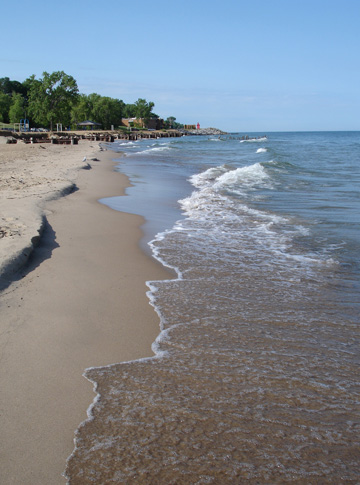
0;140;171;484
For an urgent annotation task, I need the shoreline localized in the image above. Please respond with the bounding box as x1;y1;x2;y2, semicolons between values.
0;141;171;484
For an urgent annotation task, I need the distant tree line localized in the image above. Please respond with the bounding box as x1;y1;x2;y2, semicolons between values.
0;71;183;130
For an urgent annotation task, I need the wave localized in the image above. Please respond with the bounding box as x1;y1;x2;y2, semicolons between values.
240;136;268;143
138;146;172;155
190;162;273;195
179;162;337;268
190;165;229;187
116;140;137;146
121;145;173;157
256;148;267;153
213;163;271;192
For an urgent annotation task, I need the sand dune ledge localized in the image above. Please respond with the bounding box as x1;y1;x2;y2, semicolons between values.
0;142;93;285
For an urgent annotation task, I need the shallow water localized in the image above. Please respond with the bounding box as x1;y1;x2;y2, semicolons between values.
67;132;360;483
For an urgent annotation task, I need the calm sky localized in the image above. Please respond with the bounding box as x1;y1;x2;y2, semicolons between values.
1;0;359;132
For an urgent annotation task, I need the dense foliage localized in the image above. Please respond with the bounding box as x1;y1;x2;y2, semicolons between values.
26;72;79;130
0;72;183;130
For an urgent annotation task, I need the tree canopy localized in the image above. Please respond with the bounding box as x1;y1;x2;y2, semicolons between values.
134;98;155;126
0;92;11;123
0;71;183;130
0;77;27;97
8;92;25;123
70;93;125;130
27;71;79;130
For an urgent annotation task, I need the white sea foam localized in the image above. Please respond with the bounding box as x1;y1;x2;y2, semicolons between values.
190;163;272;195
190;165;229;188
240;136;268;143
177;163;333;270
256;148;267;153
179;189;229;218
138;146;172;155
213;163;270;192
115;140;138;148
120;141;136;145
148;232;183;280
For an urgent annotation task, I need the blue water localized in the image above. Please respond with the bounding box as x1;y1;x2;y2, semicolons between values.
70;132;360;483
102;132;360;306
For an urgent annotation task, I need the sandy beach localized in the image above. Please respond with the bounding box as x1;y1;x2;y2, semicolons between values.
0;140;171;484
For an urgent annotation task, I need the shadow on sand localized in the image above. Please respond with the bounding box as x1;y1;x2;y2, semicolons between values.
0;218;59;292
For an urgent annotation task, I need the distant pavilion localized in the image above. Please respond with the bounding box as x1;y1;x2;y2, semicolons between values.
77;120;102;130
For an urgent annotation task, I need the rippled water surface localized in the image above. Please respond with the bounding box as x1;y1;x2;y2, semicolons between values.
67;132;360;483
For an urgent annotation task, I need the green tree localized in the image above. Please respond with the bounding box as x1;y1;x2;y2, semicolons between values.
9;92;25;123
0;77;27;97
0;77;28;124
123;103;136;118
71;93;125;130
70;94;94;126
166;116;177;128
164;116;183;129
134;98;155;127
0;92;11;123
27;71;79;130
90;94;124;130
107;97;125;128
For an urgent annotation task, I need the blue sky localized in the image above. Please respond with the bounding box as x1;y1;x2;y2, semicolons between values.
1;0;359;132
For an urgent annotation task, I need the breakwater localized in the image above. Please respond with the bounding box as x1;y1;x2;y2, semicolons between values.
0;127;228;144
0;129;185;144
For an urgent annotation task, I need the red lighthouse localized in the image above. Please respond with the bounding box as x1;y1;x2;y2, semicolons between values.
197;122;200;130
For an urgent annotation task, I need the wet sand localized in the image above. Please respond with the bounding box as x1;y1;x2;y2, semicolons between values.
0;141;170;484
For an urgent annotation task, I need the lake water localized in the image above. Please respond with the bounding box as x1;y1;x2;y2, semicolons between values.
67;132;360;484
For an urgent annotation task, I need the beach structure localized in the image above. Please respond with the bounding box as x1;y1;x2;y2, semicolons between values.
121;117;164;130
77;120;102;130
